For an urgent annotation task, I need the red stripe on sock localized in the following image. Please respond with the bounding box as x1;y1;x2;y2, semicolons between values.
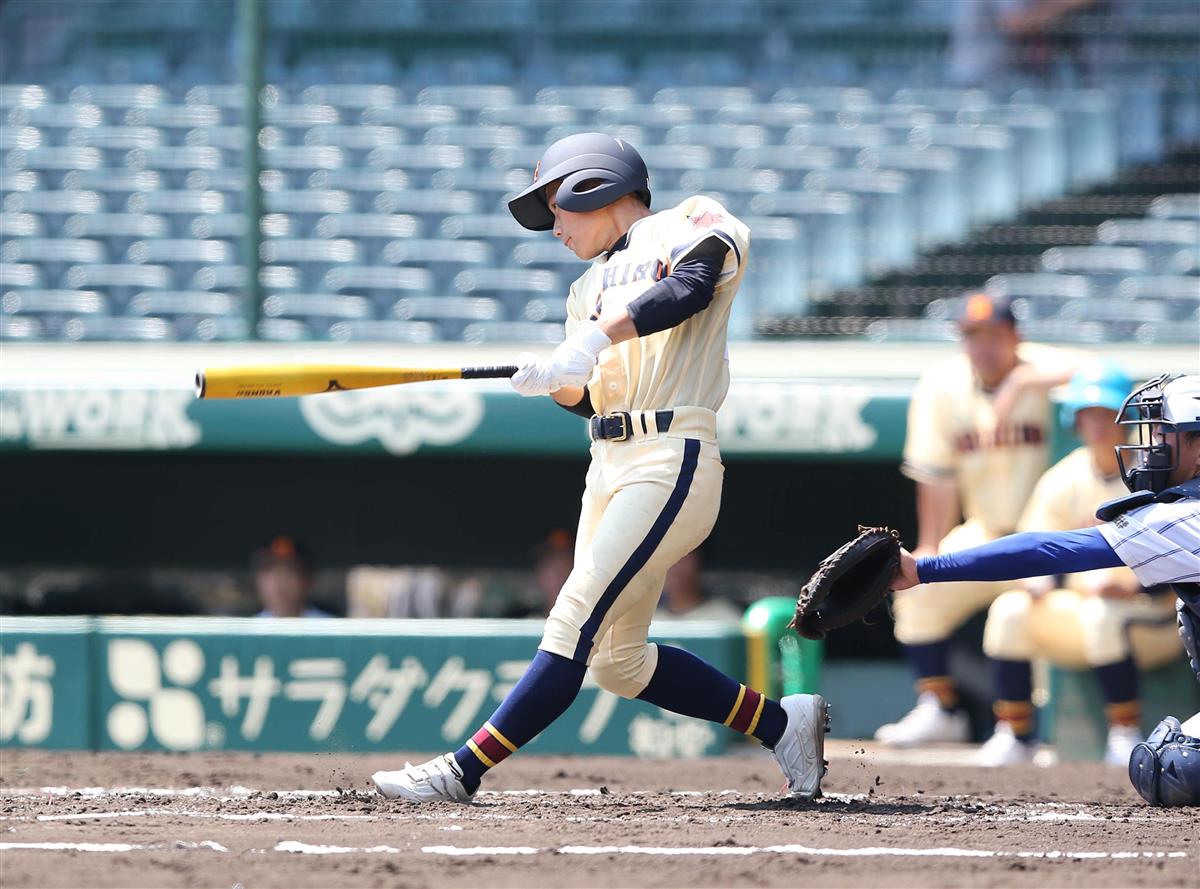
473;728;513;766
729;687;762;734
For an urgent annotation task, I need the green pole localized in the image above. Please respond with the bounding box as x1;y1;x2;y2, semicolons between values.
238;0;265;339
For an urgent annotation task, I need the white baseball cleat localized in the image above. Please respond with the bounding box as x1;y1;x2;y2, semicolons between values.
772;693;830;800
372;753;474;803
874;692;969;747
1104;725;1143;767
974;722;1036;767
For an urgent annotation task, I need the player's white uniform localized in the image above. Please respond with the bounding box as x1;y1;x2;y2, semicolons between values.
539;196;750;697
984;447;1181;670
1102;496;1200;739
1098;499;1200;589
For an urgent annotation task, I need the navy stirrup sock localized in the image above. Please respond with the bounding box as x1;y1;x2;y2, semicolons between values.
453;649;586;793
637;644;788;748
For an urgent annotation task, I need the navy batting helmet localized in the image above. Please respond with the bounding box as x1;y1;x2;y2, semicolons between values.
507;132;651;232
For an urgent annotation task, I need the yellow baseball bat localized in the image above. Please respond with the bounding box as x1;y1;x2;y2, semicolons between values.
195;363;518;400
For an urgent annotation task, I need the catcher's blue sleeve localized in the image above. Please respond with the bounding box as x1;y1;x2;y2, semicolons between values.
916;527;1123;583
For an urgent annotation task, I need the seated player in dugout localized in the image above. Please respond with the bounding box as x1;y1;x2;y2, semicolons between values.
877;291;1086;747
977;363;1182;768
654;547;743;623
373;133;831;803
892;374;1200;807
252;536;333;619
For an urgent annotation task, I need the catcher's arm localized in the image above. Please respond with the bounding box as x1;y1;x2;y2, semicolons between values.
894;527;1124;590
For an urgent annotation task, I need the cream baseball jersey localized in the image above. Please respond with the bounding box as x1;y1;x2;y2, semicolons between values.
1019;446;1129;533
902;343;1076;536
564;195;751;415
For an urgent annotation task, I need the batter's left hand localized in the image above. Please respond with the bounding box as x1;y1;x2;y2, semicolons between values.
549;320;611;388
510;352;559;397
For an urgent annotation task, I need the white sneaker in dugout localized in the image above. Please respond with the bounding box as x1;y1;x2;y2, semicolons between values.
1104;725;1143;767
772;693;830;800
874;692;970;747
974;722;1036;767
372;753;474;803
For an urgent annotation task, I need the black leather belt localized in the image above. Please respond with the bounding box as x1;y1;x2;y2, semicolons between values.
589;410;674;442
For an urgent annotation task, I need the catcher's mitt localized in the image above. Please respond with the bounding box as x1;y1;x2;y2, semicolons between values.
790;525;902;641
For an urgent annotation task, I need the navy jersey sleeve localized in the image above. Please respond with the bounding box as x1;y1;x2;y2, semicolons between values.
626;236;729;337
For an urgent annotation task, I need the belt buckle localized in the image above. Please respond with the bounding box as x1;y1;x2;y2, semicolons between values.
611;412;631;442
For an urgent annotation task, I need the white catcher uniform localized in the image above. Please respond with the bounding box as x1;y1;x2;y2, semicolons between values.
539;195;751;698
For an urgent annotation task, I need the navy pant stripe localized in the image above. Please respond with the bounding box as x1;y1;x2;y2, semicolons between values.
571;438;702;663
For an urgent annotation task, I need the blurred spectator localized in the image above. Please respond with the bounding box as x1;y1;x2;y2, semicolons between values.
502;529;574;618
654;549;742;623
950;0;1100;86
253;536;333;618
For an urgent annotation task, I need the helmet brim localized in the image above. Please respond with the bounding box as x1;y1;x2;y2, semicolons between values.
507;182;555;232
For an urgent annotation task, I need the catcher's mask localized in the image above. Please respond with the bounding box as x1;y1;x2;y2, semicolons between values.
1115;373;1200;493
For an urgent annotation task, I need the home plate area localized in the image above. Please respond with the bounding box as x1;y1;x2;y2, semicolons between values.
1;748;1195;888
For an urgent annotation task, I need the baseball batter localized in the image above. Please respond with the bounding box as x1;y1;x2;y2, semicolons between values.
372;133;828;803
892;373;1200;807
978;363;1181;767
879;292;1081;746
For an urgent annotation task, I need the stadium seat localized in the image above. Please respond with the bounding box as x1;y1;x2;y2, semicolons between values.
373;189;478;220
3;238;105;267
803;168;916;274
856;145;967;249
0;124;41;151
191;265;298;293
1148;193;1200;220
0;316;44;340
520;298;567;323
324;266;434;304
906;123;1019;225
63;213;168;255
393;295;503;338
736;215;808;325
0;212;43;238
985;273;1093;300
63;170;160;212
314;213;420;255
1041;245;1150;285
381;238;494;292
64;263;172;305
327;319;439;342
261;292;373;337
360;104;460;130
511;241;586;272
748;191;863;296
461;320;564;344
125;103;221;132
299;84;400;111
1096;218;1200;267
0;263;44;289
417;86;518;110
0;170;41;194
189;212;292;240
60;315;173;341
535;87;637;111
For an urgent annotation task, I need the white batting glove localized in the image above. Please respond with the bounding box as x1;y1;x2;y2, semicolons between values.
548;320;611;389
510;351;558;397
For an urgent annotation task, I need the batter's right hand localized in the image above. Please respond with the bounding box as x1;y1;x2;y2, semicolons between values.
510;352;559;397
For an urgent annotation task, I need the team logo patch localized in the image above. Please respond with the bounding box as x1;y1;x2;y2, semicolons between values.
689;210;724;228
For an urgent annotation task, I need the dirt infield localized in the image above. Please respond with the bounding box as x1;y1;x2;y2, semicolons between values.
1;744;1196;888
